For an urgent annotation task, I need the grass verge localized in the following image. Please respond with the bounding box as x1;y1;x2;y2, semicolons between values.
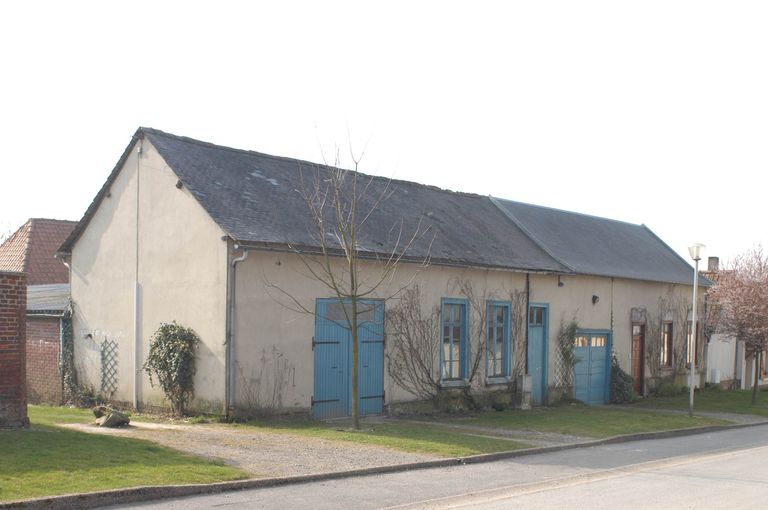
235;419;529;457
633;388;768;417
458;404;728;438
0;406;247;503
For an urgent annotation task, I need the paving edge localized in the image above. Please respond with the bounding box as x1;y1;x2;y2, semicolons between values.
3;420;767;510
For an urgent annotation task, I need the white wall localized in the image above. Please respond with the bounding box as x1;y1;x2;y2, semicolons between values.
233;249;702;410
71;139;228;411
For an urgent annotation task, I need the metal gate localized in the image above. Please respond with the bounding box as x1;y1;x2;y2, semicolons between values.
313;299;384;419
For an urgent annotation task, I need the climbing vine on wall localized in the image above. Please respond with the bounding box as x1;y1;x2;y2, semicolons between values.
60;302;79;403
554;318;579;401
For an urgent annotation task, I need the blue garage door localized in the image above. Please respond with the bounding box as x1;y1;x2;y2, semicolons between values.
574;331;611;405
313;299;384;419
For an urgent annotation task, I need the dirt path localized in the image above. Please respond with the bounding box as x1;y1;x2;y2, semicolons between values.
62;421;437;478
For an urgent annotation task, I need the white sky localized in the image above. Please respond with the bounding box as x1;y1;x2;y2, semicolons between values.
1;1;765;265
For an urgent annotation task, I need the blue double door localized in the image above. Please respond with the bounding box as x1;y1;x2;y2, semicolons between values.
574;331;611;405
312;299;385;419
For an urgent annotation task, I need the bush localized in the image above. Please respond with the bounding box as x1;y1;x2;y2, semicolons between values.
143;322;200;415
610;353;635;404
656;381;685;397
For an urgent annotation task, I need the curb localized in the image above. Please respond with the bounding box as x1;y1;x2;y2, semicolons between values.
3;420;767;510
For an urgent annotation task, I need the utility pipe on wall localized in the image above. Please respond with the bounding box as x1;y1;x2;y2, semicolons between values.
225;244;249;416
133;141;143;410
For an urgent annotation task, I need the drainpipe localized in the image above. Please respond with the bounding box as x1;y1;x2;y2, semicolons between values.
225;244;249;417
59;258;71;405
525;273;530;374
133;141;143;410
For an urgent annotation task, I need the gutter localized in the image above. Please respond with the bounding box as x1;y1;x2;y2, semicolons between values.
224;242;249;416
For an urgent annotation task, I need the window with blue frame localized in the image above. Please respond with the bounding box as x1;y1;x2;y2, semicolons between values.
441;299;468;380
486;301;511;379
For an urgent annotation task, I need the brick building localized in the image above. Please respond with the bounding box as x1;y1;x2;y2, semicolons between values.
0;271;28;428
0;219;76;403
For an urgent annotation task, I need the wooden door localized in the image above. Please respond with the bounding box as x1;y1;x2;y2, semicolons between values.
631;324;645;395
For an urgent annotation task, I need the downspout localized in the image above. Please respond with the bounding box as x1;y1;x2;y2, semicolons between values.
525;272;530;374
133;141;143;410
59;258;71;405
225;243;249;417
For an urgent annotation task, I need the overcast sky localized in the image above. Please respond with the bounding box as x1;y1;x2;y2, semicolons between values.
1;1;765;266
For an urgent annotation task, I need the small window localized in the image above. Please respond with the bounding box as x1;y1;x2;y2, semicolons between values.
575;336;589;348
441;299;468;380
591;336;606;347
660;322;673;367
486;301;511;379
529;306;544;326
324;301;376;323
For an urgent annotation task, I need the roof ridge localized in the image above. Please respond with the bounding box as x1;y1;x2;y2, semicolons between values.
488;196;574;272
29;218;78;224
20;219;33;273
140;127;487;200
495;197;644;228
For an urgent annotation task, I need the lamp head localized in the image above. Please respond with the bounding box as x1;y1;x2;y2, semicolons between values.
688;243;705;261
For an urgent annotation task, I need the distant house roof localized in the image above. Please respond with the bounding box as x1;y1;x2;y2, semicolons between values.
60;128;703;285
27;283;70;314
0;219;75;285
492;198;709;286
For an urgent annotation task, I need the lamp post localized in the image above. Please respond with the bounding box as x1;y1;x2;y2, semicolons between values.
688;243;704;417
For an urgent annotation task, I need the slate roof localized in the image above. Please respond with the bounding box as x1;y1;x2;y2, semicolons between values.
27;283;70;314
62;128;568;273
492;198;708;286
60;128;703;285
0;219;75;285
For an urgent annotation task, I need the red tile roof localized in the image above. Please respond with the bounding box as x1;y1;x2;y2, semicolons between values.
0;219;76;285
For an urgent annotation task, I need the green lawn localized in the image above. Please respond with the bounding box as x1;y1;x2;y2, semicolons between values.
0;406;247;503
231;403;727;455
235;419;529;457
459;405;728;438
634;388;768;417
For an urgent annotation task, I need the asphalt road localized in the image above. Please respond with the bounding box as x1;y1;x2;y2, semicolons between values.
105;424;768;510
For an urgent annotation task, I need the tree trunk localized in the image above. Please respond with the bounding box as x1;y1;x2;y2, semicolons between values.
752;353;760;405
351;296;360;430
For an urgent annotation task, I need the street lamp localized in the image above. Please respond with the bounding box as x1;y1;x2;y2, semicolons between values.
688;243;704;417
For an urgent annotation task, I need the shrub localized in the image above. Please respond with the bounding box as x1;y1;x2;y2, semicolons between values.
656;381;685;397
143;322;200;415
610;353;635;404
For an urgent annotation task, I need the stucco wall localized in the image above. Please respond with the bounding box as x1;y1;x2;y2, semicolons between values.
71;139;228;411
233;250;703;411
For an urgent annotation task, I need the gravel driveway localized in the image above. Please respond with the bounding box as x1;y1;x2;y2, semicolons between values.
62;421;437;478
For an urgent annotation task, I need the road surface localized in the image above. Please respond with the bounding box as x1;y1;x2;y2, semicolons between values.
105;423;768;509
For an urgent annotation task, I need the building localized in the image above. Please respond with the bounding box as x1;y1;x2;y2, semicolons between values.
58;128;707;417
0;218;76;404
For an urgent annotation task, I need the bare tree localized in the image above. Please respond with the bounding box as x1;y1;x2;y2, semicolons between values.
709;246;768;404
385;285;441;401
669;293;691;379
509;288;528;378
644;308;662;388
450;277;493;389
266;148;432;429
